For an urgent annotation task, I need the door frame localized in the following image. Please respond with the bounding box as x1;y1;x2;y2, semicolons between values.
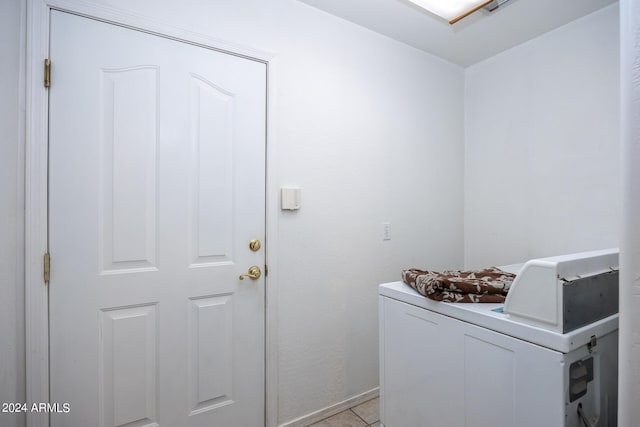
24;1;279;426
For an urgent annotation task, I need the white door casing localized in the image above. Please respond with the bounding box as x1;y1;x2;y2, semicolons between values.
48;10;266;427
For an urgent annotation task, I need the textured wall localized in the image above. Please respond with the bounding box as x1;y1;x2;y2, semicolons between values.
463;5;620;268
0;1;25;427
618;0;640;424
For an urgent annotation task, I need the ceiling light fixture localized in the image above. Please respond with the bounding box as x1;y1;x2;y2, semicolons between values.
407;0;495;25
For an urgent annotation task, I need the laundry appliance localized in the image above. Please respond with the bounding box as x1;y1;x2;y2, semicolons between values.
379;249;619;427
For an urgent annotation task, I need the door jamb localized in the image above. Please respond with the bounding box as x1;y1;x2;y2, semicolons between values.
25;1;279;426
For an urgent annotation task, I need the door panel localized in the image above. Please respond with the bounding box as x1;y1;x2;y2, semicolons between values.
188;75;234;266
100;304;158;427
188;295;234;413
101;66;158;273
48;10;266;427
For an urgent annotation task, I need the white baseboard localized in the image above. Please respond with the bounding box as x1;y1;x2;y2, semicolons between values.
279;387;380;427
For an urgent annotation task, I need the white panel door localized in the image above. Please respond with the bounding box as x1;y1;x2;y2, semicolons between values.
48;10;266;427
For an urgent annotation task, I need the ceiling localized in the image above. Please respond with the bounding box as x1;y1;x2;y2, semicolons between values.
297;0;617;67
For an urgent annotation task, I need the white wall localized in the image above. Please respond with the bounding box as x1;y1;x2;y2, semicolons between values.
1;0;465;425
0;1;25;427
464;4;620;268
271;10;464;423
619;0;640;423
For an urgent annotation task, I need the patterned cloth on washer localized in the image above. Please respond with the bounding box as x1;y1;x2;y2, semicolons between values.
401;267;516;303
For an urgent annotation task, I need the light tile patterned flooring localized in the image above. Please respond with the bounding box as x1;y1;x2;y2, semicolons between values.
308;397;380;427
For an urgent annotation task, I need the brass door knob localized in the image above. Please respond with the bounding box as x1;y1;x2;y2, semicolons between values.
239;266;261;280
249;239;261;252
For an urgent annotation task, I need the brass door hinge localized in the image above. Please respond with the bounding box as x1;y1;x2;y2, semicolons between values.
44;59;51;88
44;252;51;285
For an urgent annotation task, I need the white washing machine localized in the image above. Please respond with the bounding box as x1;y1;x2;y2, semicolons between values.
379;249;619;427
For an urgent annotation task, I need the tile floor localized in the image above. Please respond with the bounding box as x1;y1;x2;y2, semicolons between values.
308;397;380;427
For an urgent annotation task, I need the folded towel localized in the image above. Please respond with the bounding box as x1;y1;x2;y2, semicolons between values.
402;267;515;303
